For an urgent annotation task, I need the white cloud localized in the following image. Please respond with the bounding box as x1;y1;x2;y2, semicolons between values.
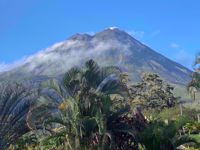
170;42;193;69
6;37;132;75
174;49;193;69
0;57;27;72
128;30;145;39
127;29;160;39
0;63;9;72
85;31;95;35
108;26;119;30
170;43;180;49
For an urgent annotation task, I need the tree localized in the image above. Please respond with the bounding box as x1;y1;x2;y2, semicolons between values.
129;73;178;111
0;83;37;150
187;53;200;100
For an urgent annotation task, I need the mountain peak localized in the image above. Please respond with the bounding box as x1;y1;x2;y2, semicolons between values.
67;28;135;46
102;27;127;34
107;26;119;30
93;27;134;44
69;33;92;41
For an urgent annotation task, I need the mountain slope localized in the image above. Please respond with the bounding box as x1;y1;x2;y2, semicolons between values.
0;28;191;86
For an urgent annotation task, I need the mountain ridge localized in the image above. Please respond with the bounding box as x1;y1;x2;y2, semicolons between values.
0;28;191;86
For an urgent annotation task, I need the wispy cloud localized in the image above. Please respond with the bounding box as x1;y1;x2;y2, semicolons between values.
0;63;9;72
85;31;95;35
0;57;27;72
0;32;133;73
170;43;180;49
128;30;145;39
0;37;132;74
127;29;161;39
175;50;193;69
151;30;161;37
170;42;193;69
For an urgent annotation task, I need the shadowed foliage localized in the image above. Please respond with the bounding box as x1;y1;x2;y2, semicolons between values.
0;83;37;149
26;59;141;150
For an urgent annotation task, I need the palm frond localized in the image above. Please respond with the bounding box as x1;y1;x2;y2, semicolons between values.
0;83;37;149
63;67;82;96
173;134;200;148
108;105;130;123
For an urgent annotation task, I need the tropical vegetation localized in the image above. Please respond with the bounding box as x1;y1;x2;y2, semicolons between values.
0;59;200;150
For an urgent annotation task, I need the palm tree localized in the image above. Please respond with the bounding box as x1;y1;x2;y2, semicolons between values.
26;79;68;130
26;59;139;150
0;83;36;149
63;59;128;97
187;53;200;100
62;59;135;149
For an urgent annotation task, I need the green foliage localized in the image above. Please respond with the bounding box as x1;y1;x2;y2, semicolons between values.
129;73;178;111
139;105;200;150
26;59;138;150
183;122;200;134
13;132;39;149
6;59;200;150
142;106;199;123
41;132;66;150
0;83;37;149
187;53;200;100
139;117;200;150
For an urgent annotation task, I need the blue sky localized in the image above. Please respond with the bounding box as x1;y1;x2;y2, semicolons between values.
0;0;199;70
